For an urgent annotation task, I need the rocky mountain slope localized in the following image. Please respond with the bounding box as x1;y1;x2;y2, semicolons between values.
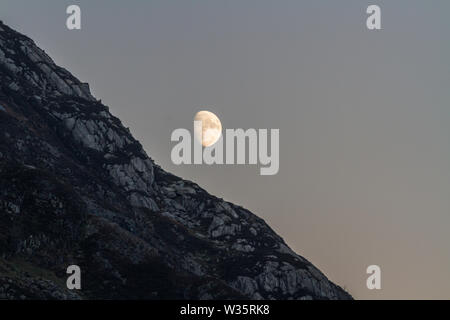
0;21;351;300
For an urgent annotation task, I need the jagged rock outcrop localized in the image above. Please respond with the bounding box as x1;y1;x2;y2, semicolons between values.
0;21;351;300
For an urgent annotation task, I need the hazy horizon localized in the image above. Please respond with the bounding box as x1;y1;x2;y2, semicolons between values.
1;0;450;299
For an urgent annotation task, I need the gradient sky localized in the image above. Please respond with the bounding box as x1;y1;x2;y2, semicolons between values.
1;0;450;299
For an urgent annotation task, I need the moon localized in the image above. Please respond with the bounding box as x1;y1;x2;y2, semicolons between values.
194;110;222;147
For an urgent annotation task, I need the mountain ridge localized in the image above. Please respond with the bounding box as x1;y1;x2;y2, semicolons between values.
0;21;352;300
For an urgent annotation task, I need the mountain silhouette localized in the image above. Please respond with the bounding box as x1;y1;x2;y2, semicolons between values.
0;21;351;300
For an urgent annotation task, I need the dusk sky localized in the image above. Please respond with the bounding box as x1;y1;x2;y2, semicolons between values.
1;0;450;299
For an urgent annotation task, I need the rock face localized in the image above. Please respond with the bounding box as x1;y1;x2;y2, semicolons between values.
0;21;352;300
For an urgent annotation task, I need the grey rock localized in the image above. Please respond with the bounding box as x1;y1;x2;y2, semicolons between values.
0;21;352;301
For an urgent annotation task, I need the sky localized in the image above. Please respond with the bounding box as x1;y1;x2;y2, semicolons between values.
1;0;450;299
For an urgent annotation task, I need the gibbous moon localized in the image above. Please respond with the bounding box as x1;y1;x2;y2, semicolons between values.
194;110;222;147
